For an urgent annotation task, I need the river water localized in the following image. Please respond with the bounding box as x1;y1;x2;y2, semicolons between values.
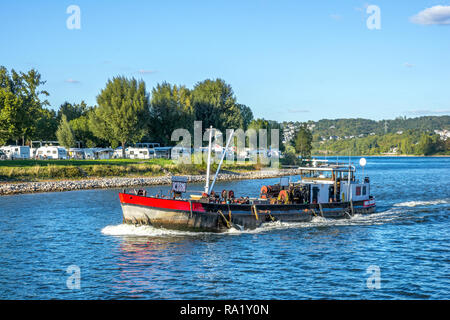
0;157;449;299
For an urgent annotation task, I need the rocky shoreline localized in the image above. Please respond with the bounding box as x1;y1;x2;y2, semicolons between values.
0;168;302;196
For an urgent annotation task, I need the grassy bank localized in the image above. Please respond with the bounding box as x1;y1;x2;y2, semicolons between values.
0;158;263;182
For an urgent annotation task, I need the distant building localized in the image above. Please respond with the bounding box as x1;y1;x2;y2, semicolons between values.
434;129;450;140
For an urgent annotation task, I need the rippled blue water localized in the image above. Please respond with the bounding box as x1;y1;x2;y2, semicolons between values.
0;157;449;299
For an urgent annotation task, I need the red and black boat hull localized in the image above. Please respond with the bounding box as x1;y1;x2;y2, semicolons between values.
119;193;376;232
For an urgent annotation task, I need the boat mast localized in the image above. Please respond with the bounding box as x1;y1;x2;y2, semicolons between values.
209;130;234;194
347;165;351;201
204;126;213;194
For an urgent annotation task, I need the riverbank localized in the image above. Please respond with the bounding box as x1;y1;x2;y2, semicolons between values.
311;154;450;157
0;168;302;196
0;158;266;182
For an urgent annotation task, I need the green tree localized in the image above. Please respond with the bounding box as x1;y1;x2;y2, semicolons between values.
248;118;270;131
34;108;58;141
0;67;49;145
70;113;107;147
294;125;312;159
89;76;150;157
192;79;243;133
237;104;253;130
56;115;76;148
248;118;283;150
149;82;193;145
0;90;24;145
57;101;89;122
281;144;299;165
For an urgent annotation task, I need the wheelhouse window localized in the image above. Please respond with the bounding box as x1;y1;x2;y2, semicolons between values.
356;186;361;196
363;186;367;195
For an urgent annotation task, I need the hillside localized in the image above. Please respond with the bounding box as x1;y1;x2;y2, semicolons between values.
282;116;450;141
282;116;450;156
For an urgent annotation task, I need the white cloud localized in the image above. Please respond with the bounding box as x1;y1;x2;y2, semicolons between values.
354;3;370;12
65;78;80;84
138;69;157;75
410;5;450;25
287;109;309;113
330;14;342;21
404;62;414;68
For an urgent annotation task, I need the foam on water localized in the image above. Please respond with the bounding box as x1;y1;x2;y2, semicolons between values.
101;224;212;237
393;199;449;207
101;206;404;237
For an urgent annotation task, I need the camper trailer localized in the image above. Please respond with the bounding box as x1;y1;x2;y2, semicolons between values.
35;146;68;160
68;148;86;159
126;147;153;159
113;147;153;159
0;146;30;159
91;148;113;160
154;146;172;158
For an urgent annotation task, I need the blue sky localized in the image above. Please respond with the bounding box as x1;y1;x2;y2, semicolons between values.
1;0;449;122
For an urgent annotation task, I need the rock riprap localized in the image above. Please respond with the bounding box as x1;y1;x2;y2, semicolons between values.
0;169;303;196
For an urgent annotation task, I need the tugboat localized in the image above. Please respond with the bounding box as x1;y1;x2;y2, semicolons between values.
119;130;375;232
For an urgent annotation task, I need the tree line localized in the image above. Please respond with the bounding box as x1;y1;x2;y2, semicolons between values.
313;129;449;156
2;66;312;159
290;116;450;139
3;66;446;159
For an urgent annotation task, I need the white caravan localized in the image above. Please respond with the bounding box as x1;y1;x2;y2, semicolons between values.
0;146;30;159
126;147;153;159
113;147;154;159
35;146;68;160
91;148;113;160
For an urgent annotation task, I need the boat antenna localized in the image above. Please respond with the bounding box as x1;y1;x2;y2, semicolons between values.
209;129;234;194
359;157;367;178
204;126;213;194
